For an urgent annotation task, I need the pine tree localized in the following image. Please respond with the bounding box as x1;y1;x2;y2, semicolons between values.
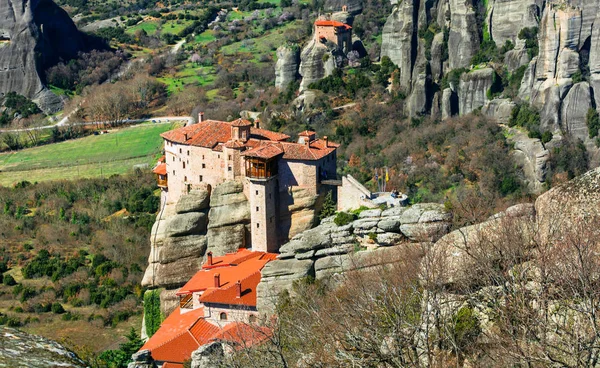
319;191;336;221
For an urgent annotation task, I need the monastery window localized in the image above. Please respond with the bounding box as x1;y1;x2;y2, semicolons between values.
179;148;182;154
218;155;221;159
187;150;190;156
257;223;260;229
202;155;205;160
255;190;259;195
183;162;186;169
199;175;203;182
256;206;259;212
219;312;227;321
228;155;232;160
172;156;175;162
173;170;175;175
228;166;232;172
202;164;206;169
184;176;187;182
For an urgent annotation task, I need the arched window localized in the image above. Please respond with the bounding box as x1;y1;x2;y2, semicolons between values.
219;312;228;321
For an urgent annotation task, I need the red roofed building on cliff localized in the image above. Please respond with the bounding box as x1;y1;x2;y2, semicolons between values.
314;18;352;53
152;116;339;254
140;249;276;367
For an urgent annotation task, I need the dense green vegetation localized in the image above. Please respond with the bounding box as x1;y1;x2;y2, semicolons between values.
0;173;157;355
2;92;41;119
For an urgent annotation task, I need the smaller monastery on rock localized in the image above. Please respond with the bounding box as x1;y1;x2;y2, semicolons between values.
140;249;276;367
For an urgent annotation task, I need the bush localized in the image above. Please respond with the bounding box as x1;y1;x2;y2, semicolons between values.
541;131;553;144
586;108;600;138
451;306;481;352
518;27;539;58
51;302;66;314
144;289;162;338
334;212;357;226
319;191;336;221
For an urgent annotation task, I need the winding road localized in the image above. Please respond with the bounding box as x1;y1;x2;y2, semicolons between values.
0;116;192;133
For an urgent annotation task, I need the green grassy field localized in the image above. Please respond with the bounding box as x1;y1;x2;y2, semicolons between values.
0;123;176;186
158;64;216;94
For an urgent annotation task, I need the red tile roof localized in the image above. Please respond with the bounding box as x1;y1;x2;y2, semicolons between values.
160;119;336;160
210;322;272;347
314;20;352;30
141;307;220;363
251;127;290;142
202;249;264;270
153;163;167;175
243;143;284;159
231;118;252;127
177;258;272;308
162;363;184;368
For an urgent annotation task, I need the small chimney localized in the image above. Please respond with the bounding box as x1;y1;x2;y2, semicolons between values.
198;112;205;123
184;132;188;141
207;251;213;266
214;273;220;288
236;280;242;298
323;136;328;147
255;119;260;129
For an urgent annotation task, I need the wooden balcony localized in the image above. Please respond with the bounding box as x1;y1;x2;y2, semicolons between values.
180;294;193;309
245;158;278;180
157;175;168;188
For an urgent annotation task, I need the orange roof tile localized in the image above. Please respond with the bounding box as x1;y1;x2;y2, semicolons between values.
200;271;262;306
177;259;272;307
153;163;167;175
210;322;272;347
314;20;352;30
141;307;221;364
250;127;290;142
161;120;232;149
243;143;284;159
202;249;263;269
223;140;246;149
162;363;184;368
231;118;252;127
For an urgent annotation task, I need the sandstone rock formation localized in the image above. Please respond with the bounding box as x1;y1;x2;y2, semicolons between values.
299;39;340;91
324;0;363;14
275;45;300;90
256;203;451;310
458;68;494;115
0;326;86;367
381;0;416;89
447;0;480;70
0;0;87;112
507;127;549;193
207;180;251;255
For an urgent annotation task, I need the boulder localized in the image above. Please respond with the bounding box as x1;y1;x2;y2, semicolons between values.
458;68;495;115
275;45;300;90
166;212;207;237
191;342;223;368
481;98;516;124
158;236;207;264
400;222;450;242
142;256;204;290
175;190;210;214
207;224;248;256
128;350;157;368
535;166;600;245
256;258;314;310
504;48;531;71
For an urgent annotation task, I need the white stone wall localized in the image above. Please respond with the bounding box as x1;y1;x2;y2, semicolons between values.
203;305;258;327
337;175;377;211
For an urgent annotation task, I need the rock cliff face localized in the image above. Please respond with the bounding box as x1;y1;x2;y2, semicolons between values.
256;203;452;311
0;0;87;112
298;39;341;91
275;45;300;90
0;326;86;367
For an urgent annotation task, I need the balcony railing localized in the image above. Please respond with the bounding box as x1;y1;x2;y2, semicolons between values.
180;294;193;309
245;158;277;179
